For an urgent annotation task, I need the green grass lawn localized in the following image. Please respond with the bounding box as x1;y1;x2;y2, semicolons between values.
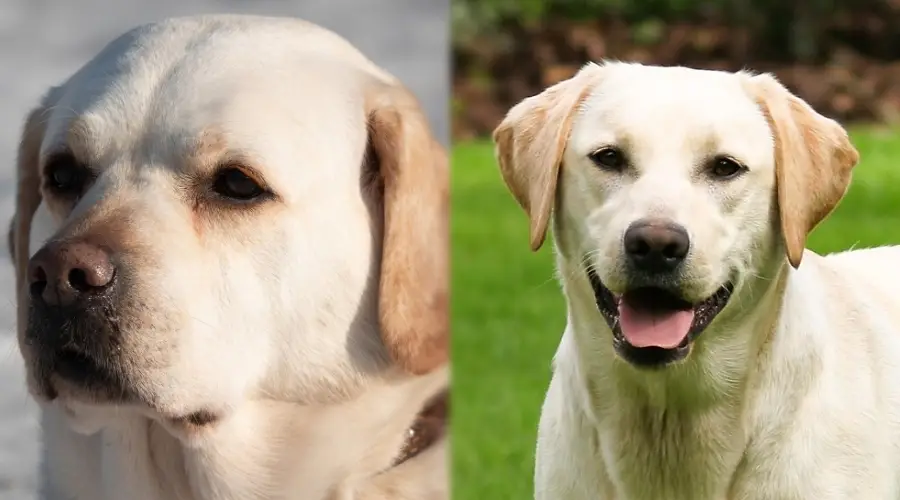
451;127;900;499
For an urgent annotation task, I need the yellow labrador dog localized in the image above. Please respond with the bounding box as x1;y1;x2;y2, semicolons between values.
9;15;448;500
494;61;900;499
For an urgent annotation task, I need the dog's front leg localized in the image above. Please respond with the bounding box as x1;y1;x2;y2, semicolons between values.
535;369;617;500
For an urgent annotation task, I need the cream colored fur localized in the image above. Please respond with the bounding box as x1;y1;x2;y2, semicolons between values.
11;15;448;500
495;61;900;499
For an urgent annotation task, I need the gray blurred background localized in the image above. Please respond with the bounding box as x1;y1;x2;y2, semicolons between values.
0;1;448;497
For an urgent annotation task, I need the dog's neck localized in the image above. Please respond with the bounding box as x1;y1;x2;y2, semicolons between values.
555;250;789;415
552;251;793;499
42;367;448;500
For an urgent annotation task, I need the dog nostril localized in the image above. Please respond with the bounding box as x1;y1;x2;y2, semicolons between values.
68;268;90;292
29;265;48;297
626;237;652;257
633;240;651;256
662;243;681;259
66;266;114;292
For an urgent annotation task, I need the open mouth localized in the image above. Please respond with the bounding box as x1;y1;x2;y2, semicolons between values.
587;268;734;367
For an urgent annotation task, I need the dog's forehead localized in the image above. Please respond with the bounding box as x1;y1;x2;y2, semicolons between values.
41;16;383;182
570;65;774;165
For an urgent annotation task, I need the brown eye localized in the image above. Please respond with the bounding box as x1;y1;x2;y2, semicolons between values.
710;156;746;180
212;168;266;201
44;153;91;195
589;147;626;171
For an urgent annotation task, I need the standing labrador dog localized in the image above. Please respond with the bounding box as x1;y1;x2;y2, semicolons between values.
9;15;448;500
494;61;900;499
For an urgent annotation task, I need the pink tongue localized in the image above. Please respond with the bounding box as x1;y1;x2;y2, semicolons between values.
617;301;694;349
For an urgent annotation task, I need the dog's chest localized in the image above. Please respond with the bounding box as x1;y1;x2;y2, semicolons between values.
91;420;278;500
97;424;200;500
598;405;745;500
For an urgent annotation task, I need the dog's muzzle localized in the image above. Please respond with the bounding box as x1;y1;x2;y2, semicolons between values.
587;266;734;368
24;238;132;401
587;217;735;368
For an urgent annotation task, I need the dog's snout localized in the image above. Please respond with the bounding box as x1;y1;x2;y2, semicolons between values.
623;219;690;273
28;241;116;306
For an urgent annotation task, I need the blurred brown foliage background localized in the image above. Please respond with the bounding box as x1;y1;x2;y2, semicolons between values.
452;0;900;140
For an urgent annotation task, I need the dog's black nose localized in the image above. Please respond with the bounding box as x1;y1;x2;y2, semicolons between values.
28;240;116;307
623;219;690;274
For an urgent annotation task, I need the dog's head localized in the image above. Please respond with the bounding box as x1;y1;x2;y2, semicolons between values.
494;62;857;368
10;17;448;431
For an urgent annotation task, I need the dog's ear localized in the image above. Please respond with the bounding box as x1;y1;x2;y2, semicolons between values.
12;104;50;303
492;63;604;251
744;73;859;268
365;81;449;375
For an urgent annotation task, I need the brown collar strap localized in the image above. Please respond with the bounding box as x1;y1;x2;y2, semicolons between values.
391;388;448;468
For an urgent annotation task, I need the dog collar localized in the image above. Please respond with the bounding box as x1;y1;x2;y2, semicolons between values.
390;388;448;468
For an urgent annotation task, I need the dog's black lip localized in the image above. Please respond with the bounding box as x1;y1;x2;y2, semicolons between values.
169;409;221;428
586;266;734;367
52;348;121;387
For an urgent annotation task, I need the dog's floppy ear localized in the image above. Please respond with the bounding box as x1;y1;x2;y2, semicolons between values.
744;73;859;268
492;63;604;251
365;81;449;375
11;104;50;304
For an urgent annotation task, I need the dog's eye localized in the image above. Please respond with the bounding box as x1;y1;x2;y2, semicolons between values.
589;147;626;171
709;156;746;180
44;153;91;195
212;168;266;201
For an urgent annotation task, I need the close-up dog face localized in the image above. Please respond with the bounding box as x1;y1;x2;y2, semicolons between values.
558;65;778;366
11;17;448;431
494;62;857;368
563;65;777;303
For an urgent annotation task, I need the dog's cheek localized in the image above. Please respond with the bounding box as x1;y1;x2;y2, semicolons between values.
557;167;613;260
728;190;779;276
127;245;270;408
552;198;587;263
